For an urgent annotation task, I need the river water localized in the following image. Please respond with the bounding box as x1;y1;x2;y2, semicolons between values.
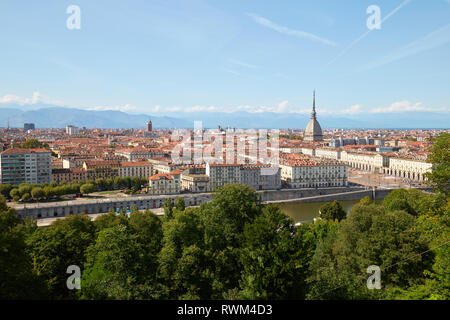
278;199;382;224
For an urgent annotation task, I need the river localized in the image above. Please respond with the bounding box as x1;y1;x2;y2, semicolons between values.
278;199;382;224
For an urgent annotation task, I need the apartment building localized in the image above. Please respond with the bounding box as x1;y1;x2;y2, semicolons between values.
83;160;120;180
0;148;52;185
115;147;166;161
181;173;210;193
206;163;241;190
148;170;181;195
119;161;152;179
240;165;281;190
51;168;87;184
280;161;348;188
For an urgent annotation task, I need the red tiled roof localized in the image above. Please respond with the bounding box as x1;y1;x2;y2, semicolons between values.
120;161;151;167
149;173;173;181
2;148;50;154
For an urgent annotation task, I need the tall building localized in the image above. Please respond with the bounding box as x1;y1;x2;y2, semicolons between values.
24;123;35;131
66;125;80;135
0;148;52;185
146;119;152;132
304;91;323;142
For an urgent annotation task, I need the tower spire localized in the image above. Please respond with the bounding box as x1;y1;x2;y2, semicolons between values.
311;90;316;119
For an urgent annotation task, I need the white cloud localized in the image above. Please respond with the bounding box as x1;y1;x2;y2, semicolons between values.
246;13;337;47
369;101;449;113
327;0;412;66
361;23;450;71
229;59;259;69
222;68;242;76
0;91;60;105
88;104;138;112
340;104;361;115
276;100;290;113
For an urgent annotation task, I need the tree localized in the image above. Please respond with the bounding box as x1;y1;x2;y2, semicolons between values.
94;212;129;232
239;205;312;299
114;176;123;189
175;197;186;211
163;198;174;220
43;186;55;199
319;200;347;221
129;209;163;288
80;183;95;195
18;184;32;196
307;201;432;300
382;189;415;215
132;176;141;191
94;178;106;191
0;184;12;198
81;225;153;299
425;132;449;195
21;193;31;202
192;185;265;298
31;187;45;200
158;207;207;299
27;214;96;299
10;188;20;200
0;196;47;299
21;138;49;149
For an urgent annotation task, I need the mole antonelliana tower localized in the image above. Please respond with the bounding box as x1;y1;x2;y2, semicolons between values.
304;90;323;142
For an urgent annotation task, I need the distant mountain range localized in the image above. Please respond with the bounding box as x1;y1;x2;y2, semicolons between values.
0;103;449;129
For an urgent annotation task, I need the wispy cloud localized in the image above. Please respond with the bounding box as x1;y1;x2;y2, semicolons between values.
0;91;63;106
222;68;242;76
229;59;259;69
361;23;450;71
87;104;138;112
369;101;449;113
326;0;412;66
151;101;362;115
246;13;337;47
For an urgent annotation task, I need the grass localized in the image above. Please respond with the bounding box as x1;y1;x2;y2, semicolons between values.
96;190;122;195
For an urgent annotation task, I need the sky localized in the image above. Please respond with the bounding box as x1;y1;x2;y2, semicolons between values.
0;0;450;117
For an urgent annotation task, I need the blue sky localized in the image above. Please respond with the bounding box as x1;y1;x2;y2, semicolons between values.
0;0;449;116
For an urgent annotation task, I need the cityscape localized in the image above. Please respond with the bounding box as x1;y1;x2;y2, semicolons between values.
0;0;449;310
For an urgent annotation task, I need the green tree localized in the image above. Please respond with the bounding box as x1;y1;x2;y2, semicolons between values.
307;201;432;300
239;205;312;299
27;214;96;299
319;200;347;221
158;207;207;299
0;195;47;299
0;184;12;198
18;184;32;196
81;225;152;299
425;132;449;195
31;187;45;200
132;176;141;191
80;183;95;195
10;188;20;200
94;212;129;232
21;138;48;149
21;193;31;202
175;197;186;211
163;198;174;220
382;189;415;215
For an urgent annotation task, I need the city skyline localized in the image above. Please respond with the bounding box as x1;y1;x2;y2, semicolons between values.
0;0;450;120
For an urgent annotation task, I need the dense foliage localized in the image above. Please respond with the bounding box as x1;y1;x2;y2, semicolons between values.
0;132;448;300
0;183;448;300
0;176;148;203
